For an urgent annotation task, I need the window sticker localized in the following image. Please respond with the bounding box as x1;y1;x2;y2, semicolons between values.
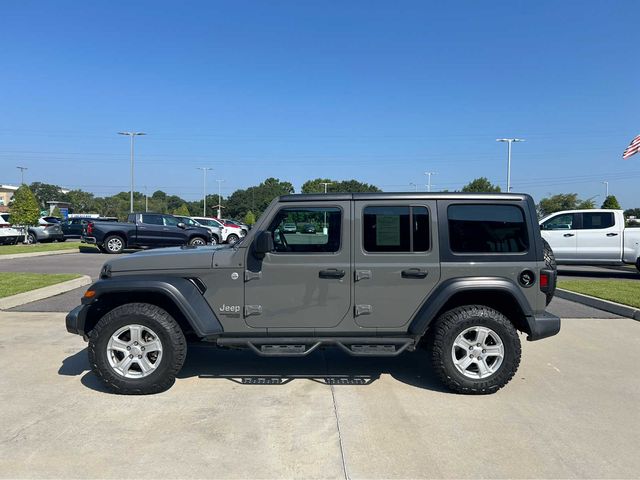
376;215;401;246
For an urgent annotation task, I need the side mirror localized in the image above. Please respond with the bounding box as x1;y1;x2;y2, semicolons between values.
253;230;274;256
177;222;186;229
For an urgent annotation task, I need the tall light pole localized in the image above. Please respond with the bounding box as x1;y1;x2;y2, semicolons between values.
16;166;28;184
496;138;525;192
320;182;333;193
603;181;609;198
118;132;146;213
196;167;213;216
320;182;333;235
216;179;224;218
424;172;436;192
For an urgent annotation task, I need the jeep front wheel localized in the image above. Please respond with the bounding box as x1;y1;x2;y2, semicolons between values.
427;305;521;394
88;303;187;394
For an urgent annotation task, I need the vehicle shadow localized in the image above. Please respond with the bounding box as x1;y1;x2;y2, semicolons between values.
60;345;448;393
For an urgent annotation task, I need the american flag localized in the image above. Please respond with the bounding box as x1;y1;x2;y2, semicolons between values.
623;134;640;159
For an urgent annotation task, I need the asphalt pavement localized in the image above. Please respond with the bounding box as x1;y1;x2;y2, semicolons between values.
1;312;638;478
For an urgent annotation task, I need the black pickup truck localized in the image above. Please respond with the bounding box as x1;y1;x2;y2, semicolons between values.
82;213;212;254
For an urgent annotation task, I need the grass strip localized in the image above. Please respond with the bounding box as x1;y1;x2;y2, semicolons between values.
558;279;640;309
0;272;82;298
0;242;80;255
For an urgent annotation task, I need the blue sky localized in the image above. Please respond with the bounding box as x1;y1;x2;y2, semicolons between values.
1;0;638;207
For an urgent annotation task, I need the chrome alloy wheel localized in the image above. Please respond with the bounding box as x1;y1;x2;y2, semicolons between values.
191;237;206;246
107;237;123;252
451;326;504;379
106;324;163;378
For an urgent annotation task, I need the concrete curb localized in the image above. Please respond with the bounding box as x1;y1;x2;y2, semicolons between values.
0;275;91;310
556;288;640;321
0;248;80;260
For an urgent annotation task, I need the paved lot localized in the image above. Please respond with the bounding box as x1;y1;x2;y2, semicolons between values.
0;312;638;478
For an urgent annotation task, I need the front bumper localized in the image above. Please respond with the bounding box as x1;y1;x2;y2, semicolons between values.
525;311;561;341
66;304;90;339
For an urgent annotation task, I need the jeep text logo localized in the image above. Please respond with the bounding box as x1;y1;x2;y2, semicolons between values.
219;304;241;314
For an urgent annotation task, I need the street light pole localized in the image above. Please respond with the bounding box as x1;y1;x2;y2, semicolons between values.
118;132;146;213
603;181;609;198
196;167;213;216
216;179;224;218
320;182;333;235
424;172;436;192
496;138;525;192
409;182;418;192
16;166;28;184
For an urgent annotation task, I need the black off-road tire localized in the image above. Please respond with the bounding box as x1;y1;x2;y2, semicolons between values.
103;235;125;254
226;234;239;245
542;238;557;305
189;236;207;246
88;303;187;395
426;305;521;395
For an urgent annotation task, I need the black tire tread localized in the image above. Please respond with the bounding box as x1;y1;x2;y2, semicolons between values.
426;305;521;395
88;303;187;395
542;238;557;305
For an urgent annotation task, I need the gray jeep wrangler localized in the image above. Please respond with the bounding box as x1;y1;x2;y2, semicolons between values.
66;193;560;395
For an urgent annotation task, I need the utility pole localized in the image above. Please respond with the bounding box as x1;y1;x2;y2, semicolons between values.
320;182;333;235
603;181;609;198
196;167;213;216
16;166;28;184
424;172;436;192
320;182;333;193
118;132;146;213
409;182;418;192
144;185;148;212
496;138;525;192
216;179;224;218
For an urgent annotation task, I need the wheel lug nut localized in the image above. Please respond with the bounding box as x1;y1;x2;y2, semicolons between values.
134;341;138;346
476;343;481;347
127;346;131;351
129;354;133;358
468;346;473;350
482;349;486;353
469;354;474;358
138;355;142;359
141;347;145;351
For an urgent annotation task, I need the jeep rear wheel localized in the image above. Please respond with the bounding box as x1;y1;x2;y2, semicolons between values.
427;305;521;394
88;303;187;394
542;238;557;305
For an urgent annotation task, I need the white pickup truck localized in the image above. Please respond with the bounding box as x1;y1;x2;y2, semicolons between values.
540;209;640;272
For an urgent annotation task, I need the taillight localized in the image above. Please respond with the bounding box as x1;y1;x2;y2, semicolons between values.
539;271;549;290
87;222;94;235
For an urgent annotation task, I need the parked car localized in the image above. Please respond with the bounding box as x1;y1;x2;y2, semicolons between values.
222;218;249;234
82;213;212;254
302;223;316;234
0;213;12;227
62;217;118;239
66;192;559;395
0;214;64;244
282;222;297;233
192;217;245;245
540;209;640;272
0;226;21;245
174;216;221;245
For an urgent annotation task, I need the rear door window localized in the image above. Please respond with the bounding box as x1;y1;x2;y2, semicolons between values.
141;214;163;225
363;206;430;252
448;204;528;253
581;212;614;229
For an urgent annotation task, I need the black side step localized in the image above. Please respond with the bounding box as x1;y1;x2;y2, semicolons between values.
216;337;416;357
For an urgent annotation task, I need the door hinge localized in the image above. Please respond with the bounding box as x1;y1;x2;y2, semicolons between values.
244;270;262;282
355;304;372;317
244;305;262;317
355;270;372;282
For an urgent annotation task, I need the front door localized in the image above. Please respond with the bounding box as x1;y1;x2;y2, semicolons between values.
353;201;441;328
244;202;352;330
540;213;578;262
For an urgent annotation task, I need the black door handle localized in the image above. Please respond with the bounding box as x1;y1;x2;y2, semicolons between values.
319;269;346;279
401;269;428;279
563;233;575;237
606;233;618;237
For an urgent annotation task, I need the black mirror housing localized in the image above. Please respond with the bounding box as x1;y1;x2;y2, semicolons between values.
177;222;186;229
253;230;274;256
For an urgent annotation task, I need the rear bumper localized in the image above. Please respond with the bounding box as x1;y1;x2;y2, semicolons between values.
66;304;90;339
525;311;561;341
81;236;97;244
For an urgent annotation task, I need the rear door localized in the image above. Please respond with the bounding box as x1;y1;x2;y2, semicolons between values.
540;213;578;261
576;212;621;261
243;202;351;330
353;200;441;328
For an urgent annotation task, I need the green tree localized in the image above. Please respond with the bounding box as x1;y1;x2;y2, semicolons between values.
537;193;596;218
66;189;95;213
244;210;256;226
301;178;381;194
624;208;640;218
225;178;294;219
29;182;67;209
10;185;40;240
173;203;191;216
461;177;501;193
601;195;621;209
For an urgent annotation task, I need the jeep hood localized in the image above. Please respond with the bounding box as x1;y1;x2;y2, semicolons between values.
105;245;228;272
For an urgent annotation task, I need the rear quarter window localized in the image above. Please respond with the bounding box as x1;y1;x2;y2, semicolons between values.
448;204;529;253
